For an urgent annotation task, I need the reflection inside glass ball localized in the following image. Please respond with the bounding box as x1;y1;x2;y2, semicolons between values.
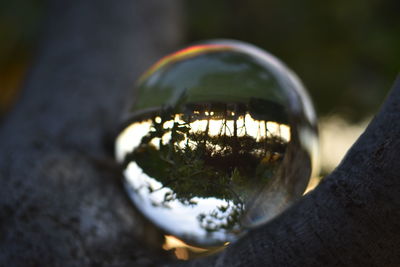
115;40;318;255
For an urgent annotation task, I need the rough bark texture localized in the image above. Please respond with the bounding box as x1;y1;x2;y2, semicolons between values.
1;0;400;266
182;76;400;267
0;0;182;266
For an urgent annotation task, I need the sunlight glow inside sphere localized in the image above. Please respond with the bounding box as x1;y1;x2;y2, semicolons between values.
115;40;318;255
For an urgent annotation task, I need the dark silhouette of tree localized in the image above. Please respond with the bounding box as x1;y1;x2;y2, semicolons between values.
121;101;287;240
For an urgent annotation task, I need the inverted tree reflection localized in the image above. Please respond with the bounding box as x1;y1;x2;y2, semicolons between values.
120;101;289;237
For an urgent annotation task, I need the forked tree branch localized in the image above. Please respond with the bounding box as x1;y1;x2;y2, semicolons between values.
1;1;399;266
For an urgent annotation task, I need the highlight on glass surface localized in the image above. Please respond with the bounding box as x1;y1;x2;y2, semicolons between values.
115;39;318;258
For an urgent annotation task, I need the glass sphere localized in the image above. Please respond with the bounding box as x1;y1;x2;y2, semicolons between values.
115;40;318;255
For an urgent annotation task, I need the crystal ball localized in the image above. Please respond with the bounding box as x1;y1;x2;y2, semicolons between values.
115;40;318;253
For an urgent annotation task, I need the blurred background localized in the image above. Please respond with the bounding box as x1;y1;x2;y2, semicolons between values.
0;0;399;176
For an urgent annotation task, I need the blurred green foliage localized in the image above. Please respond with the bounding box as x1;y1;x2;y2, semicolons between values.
0;0;44;116
185;0;400;121
0;0;399;121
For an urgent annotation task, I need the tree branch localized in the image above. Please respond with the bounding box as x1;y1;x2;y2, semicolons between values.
182;76;400;266
1;0;399;266
0;0;182;266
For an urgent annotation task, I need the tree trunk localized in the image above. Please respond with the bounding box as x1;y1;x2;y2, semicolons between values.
1;1;400;267
0;0;182;266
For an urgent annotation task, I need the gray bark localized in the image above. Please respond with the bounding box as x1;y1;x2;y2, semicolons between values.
0;0;182;266
1;0;400;267
183;75;400;267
